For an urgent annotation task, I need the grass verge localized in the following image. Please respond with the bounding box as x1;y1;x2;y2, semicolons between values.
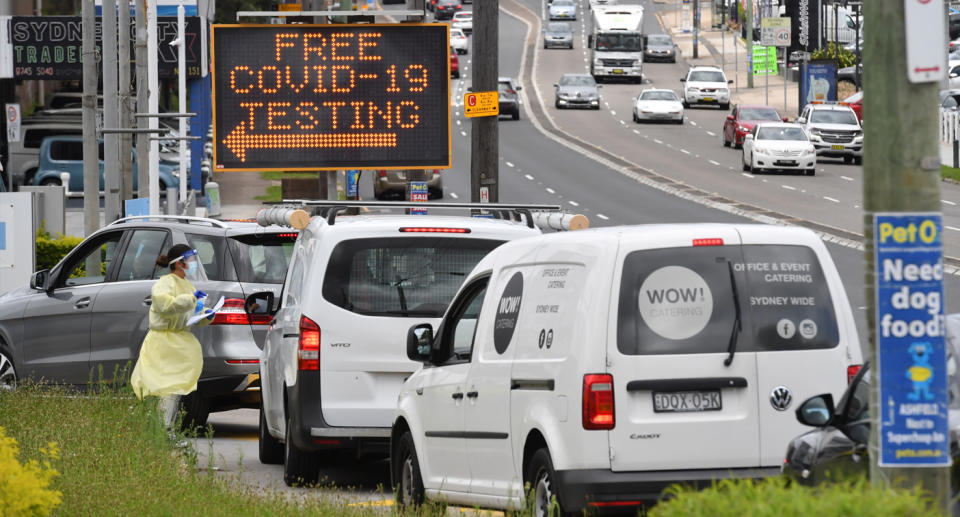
259;172;318;181
254;185;281;203
942;165;960;182
0;382;450;516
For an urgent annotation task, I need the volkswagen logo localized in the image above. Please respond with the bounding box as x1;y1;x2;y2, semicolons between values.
770;386;793;411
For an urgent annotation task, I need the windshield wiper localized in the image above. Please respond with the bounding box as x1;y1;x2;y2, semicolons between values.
724;260;742;367
394;274;408;316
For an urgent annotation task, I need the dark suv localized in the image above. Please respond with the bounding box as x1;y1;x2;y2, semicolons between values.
0;215;297;427
433;0;462;20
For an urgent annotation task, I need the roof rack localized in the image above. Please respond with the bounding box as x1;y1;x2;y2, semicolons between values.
271;200;565;229
108;215;230;229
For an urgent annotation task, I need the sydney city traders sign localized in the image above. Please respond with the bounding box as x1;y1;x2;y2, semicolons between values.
212;24;451;171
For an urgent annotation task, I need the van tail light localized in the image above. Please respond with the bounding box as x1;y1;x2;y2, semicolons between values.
847;364;862;384
299;316;320;371
212;298;272;326
583;374;615;430
379;170;387;178
692;238;724;246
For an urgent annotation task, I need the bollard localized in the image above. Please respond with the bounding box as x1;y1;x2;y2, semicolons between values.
954;140;958;169
59;172;71;196
205;181;221;217
166;187;176;215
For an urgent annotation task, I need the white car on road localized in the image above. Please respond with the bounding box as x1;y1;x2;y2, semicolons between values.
450;28;469;55
796;103;863;165
681;65;732;109
632;88;684;124
742;123;817;175
452;12;473;34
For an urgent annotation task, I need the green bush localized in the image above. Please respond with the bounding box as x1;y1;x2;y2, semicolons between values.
34;228;82;273
650;476;942;517
812;43;857;69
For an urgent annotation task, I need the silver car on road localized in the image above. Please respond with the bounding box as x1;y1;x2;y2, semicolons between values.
549;0;577;20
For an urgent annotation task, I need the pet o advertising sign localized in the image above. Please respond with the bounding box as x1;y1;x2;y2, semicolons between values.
875;213;950;467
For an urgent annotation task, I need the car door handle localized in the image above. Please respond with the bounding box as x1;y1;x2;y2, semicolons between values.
451;392;464;400
143;296;152;306
74;297;91;309
466;391;479;399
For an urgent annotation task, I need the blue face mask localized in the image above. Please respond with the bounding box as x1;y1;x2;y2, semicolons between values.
185;261;198;276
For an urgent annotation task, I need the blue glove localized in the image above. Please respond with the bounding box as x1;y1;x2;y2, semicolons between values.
205;308;215;320
195;299;205;314
194;290;207;300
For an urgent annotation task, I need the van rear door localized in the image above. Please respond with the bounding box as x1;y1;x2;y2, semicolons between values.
608;228;761;471
735;227;851;466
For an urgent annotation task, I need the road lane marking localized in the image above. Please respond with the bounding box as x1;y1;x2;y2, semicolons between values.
948;226;960;232
709;160;721;166
653;139;663;144
569;200;579;206
450;192;459;199
546;187;556;194
610;110;616;116
841;175;854;181
680;149;690;155
782;185;796;190
525;174;534;180
706;131;716;136
943;199;957;206
823;196;840;203
690;121;697;126
460;131;467;136
633;129;640;134
597;213;609;220
506;161;514;167
741;173;754;178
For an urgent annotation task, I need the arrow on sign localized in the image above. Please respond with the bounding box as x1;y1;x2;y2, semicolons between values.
915;66;941;73
222;122;399;162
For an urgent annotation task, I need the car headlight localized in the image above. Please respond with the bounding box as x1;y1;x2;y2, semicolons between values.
808;128;821;136
687;87;699;92
594;58;603;66
853;130;863;137
804;148;816;155
738;125;750;132
718;88;729;94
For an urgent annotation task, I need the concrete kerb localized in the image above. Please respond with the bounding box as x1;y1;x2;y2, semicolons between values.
498;0;960;274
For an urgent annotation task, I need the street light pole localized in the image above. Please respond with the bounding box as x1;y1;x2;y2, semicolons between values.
82;0;99;240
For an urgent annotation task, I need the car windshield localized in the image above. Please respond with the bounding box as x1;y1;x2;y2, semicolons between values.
455;13;471;19
322;237;502;317
547;22;571;32
757;127;807;141
810;109;858;125
498;81;516;92
560;75;596;86
451;29;465;37
553;0;574;5
647;35;672;46
595;33;642;51
688;70;726;82
640;91;678;101
739;108;780;121
227;233;298;284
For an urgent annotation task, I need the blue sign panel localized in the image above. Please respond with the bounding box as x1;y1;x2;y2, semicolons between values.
347;170;360;198
410;181;428;215
799;61;837;111
125;198;150;218
875;213;950;467
0;222;5;251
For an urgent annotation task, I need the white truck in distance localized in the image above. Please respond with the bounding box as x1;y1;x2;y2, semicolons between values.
589;5;645;82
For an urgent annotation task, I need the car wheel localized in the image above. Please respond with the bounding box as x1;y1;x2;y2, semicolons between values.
259;401;284;465
555;99;561;109
0;348;17;390
723;132;731;147
395;431;425;509
178;391;209;431
843;155;854;164
675;117;683;125
721;102;730;110
429;188;444;199
750;157;761;175
39;177;62;187
682;100;690;109
742;152;750;172
853;156;863;166
806;168;816;176
526;448;568;517
513;110;520;121
283;415;319;486
632;111;638;123
452;71;460;79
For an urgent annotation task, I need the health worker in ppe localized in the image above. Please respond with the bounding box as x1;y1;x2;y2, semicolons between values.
130;243;214;428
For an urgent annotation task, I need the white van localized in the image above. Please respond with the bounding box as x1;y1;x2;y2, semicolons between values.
246;210;543;486
391;224;863;514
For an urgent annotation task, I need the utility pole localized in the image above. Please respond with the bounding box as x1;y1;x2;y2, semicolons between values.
119;0;134;205
746;0;753;87
692;0;699;58
471;0;499;203
103;0;122;223
82;0;99;241
136;0;149;200
863;0;951;511
146;0;161;214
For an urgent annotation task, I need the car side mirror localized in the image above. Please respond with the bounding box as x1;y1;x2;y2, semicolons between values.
783;117;789;122
516;85;523;91
597;84;603;88
728;79;734;84
797;117;806;124
680;77;686;82
30;269;49;291
407;323;435;363
553;83;559;88
245;291;277;317
587;35;593;48
726;114;734;121
796;393;835;427
952;73;959;79
744;134;754;140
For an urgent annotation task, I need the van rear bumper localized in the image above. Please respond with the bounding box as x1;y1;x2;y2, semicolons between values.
554;466;781;512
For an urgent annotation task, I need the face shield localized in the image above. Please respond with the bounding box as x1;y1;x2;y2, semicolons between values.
171;249;208;283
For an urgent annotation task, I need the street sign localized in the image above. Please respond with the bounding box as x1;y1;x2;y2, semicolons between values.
904;0;946;83
464;91;499;118
212;24;451;171
277;3;302;11
410;181;428;214
751;46;778;76
875;213;950;466
5;104;21;143
760;17;791;47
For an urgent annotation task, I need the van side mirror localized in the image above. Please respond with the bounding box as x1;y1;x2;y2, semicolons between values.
245;291;277;317
516;85;522;91
796;393;835;427
726;114;735;121
587;35;593;48
30;269;49;291
783;117;789;122
797;117;807;124
407;324;435;363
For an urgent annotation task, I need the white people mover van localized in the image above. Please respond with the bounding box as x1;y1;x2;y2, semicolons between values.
391;224;863;515
245;205;546;486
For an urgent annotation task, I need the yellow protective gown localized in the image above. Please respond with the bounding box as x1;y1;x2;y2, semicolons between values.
131;273;211;399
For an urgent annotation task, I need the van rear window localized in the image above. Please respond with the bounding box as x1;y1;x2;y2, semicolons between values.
617;245;839;355
322;237;501;317
228;233;297;284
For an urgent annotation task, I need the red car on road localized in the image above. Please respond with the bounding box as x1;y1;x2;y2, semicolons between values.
450;47;460;78
842;91;863;123
722;104;785;148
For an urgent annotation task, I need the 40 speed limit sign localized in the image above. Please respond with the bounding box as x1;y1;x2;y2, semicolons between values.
761;17;791;47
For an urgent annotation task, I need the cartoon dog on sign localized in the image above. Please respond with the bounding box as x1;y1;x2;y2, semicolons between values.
906;342;935;401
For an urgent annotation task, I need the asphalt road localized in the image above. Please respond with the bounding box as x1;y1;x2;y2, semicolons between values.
200;1;960;507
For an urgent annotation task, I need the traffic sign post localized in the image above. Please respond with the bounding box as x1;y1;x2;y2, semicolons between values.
761;18;791;114
464;91;499;118
410;181;428;214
